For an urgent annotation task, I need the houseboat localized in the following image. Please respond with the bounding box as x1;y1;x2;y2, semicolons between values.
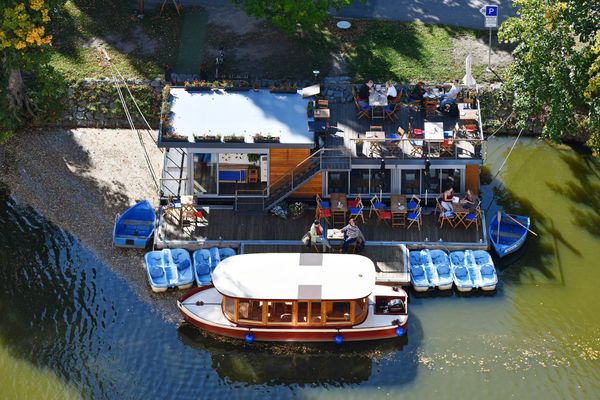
177;253;408;343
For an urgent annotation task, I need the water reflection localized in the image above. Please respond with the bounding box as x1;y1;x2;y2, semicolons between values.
177;324;415;386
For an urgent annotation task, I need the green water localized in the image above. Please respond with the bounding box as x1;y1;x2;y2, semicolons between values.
0;137;599;399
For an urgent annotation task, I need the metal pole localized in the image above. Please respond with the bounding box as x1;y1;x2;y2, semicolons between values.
488;27;492;69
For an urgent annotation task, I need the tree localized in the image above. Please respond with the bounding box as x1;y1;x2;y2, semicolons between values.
0;0;62;137
498;0;600;154
232;0;361;34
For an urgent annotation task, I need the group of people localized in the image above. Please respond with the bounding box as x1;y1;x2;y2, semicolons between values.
440;187;479;217
307;218;365;253
356;79;460;111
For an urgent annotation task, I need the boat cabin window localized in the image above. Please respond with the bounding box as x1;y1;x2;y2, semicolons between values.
297;301;308;324
311;302;322;324
374;296;406;315
325;301;351;324
267;301;293;324
237;299;264;322
354;298;368;323
224;296;235;319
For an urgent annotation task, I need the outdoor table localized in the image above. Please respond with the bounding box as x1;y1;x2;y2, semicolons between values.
314;108;330;119
327;228;344;241
365;131;386;157
424;122;444;155
369;90;388;119
457;104;479;120
390;195;407;227
329;193;348;227
453;202;472;227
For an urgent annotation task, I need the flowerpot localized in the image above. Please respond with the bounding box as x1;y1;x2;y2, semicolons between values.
194;136;221;143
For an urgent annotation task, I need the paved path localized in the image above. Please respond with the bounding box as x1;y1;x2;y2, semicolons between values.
137;0;516;29
333;0;516;29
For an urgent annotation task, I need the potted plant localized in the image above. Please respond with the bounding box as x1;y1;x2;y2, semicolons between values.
270;82;298;94
224;134;245;143
307;100;314;118
184;80;213;91
247;153;260;167
194;133;222;142
252;82;260;92
162;133;189;142
253;133;280;143
224;80;250;92
287;202;306;220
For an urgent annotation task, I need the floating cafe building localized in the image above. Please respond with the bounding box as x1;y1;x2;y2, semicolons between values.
155;83;488;286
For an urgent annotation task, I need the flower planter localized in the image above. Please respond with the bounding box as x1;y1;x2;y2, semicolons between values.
254;137;280;143
223;135;245;143
194;135;222;143
162;134;189;142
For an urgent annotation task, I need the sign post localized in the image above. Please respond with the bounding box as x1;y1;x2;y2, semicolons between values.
481;5;498;70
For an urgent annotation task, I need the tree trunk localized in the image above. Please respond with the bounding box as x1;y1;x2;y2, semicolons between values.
6;66;36;121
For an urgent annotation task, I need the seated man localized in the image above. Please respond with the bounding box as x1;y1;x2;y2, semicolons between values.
340;218;366;253
439;79;460;110
358;80;374;101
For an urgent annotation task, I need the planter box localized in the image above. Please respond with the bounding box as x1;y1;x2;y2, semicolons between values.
254;137;280;143
162;134;189;142
194;136;222;143
185;86;213;92
270;89;298;94
223;136;245;143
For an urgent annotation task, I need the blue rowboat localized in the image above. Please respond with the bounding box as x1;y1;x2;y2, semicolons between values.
489;213;530;257
113;200;156;248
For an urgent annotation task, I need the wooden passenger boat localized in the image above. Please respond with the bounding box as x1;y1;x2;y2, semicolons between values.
489;213;530;257
177;253;408;343
113;200;155;248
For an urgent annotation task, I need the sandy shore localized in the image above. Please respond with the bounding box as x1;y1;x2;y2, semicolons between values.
0;128;183;321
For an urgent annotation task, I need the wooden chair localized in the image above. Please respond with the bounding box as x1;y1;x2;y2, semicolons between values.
461;203;481;229
384;102;401;120
406;206;422;230
354;96;371;119
438;211;456;228
407;195;421;212
315;194;330;209
375;207;392;225
315;194;331;224
440;136;455;157
347;195;362;209
434;196;444;217
425;99;438;117
369;195;385;218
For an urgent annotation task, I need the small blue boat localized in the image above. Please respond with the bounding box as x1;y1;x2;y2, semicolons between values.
193;249;212;286
218;248;237;263
429;249;453;290
451;250;498;292
450;251;473;292
113;200;155;248
489;213;530;257
409;250;438;291
144;249;193;292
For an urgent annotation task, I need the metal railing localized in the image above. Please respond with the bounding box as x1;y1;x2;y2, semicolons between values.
159;147;187;197
350;137;484;159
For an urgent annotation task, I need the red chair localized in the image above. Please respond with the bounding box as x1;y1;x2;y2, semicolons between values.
376;209;392;225
347;195;362;209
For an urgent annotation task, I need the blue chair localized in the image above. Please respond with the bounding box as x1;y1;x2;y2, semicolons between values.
349;203;365;223
407;206;422;230
407;195;420;212
355;97;371;119
369;195;386;219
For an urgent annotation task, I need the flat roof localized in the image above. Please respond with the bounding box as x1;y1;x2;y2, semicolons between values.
164;88;314;146
212;253;376;300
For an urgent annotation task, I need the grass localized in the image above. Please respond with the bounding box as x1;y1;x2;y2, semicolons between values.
49;0;181;81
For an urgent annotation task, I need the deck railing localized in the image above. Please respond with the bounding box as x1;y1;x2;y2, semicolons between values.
350;137;484;159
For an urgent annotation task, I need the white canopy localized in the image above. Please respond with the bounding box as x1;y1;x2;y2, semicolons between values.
212;253;376;300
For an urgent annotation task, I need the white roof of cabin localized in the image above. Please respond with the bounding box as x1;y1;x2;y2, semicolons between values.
167;88;313;145
212;253;376;300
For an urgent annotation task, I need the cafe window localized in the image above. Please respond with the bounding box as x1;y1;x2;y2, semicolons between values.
370;169;391;194
441;169;461;191
325;301;351;323
327;171;349;194
237;300;263;323
350;169;370;194
267;301;293;323
401;169;421;194
423;168;441;194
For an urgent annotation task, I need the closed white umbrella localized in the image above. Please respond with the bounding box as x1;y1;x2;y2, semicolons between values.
462;54;476;86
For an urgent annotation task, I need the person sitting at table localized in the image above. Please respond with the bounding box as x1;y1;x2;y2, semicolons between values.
385;80;398;102
441;187;454;216
460;189;479;211
340;218;365;253
409;81;425;108
439;79;460;110
358;80;374;102
310;220;331;252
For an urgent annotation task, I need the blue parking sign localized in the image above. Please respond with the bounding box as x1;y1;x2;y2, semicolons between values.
485;5;498;17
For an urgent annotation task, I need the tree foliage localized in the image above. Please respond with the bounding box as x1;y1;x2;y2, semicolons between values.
232;0;360;34
498;0;600;154
0;0;65;138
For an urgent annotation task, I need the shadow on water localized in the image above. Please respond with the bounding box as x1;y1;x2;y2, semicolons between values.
177;314;423;388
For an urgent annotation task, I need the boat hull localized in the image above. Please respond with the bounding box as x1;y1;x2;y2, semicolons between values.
178;286;408;343
489;214;530;258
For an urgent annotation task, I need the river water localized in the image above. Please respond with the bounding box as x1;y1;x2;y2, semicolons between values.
1;137;599;399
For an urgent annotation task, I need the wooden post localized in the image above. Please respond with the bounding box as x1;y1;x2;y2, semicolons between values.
139;0;144;15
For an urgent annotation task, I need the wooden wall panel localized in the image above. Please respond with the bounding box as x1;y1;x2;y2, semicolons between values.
465;164;480;195
269;149;323;197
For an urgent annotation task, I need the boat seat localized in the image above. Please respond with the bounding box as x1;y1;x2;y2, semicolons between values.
280;313;292;322
120;219;154;226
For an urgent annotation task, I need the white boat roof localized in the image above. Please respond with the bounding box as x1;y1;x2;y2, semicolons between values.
212;253;376;300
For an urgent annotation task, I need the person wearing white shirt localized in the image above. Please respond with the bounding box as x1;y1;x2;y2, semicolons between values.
385;80;398;101
439;79;460;109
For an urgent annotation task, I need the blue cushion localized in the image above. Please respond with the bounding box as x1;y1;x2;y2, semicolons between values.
177;259;191;271
412;265;424;276
408;212;418;219
349;207;361;214
454;266;467;278
408;201;417;209
150;266;164;279
374;202;385;209
320;201;330;208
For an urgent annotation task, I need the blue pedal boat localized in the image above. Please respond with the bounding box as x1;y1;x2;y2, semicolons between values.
489;213;530;258
450;251;473;292
193;249;213;286
429;249;453;290
410;250;436;292
145;249;193;292
113;200;156;248
473;250;498;291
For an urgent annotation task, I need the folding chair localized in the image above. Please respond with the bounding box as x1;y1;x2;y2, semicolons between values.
461;203;481;229
406;206;422;230
347;195;362;209
384;102;401;120
315;194;330;209
375;207;392;225
315;194;332;224
434;196;444;217
407;195;421;212
354;96;371;119
349;203;365;224
438;211;456;228
369;195;386;219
